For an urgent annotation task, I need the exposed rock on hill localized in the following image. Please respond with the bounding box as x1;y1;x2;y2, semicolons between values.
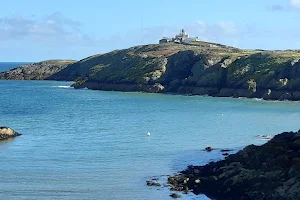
48;42;300;100
168;130;300;200
0;127;21;140
2;41;300;100
0;60;76;80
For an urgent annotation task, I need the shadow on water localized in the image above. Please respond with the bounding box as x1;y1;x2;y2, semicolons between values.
171;146;243;172
0;136;21;146
144;146;245;200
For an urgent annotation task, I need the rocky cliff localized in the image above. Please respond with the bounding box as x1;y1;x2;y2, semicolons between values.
167;131;300;200
48;42;300;101
2;41;300;100
0;60;76;80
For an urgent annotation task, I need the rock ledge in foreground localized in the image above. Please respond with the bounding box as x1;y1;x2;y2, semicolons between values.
0;127;21;140
168;130;300;200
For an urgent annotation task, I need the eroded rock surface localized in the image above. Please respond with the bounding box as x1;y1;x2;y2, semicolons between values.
0;127;21;140
168;130;300;200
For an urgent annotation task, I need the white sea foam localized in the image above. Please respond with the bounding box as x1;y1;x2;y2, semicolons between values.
256;134;274;140
53;85;72;89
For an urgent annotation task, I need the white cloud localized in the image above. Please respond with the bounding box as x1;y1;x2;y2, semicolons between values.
290;0;300;9
270;4;285;11
218;21;238;35
0;12;95;46
46;20;55;24
0;12;243;51
185;21;240;46
123;20;242;48
271;0;300;11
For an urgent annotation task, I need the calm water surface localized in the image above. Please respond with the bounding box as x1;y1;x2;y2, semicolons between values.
1;80;300;200
0;62;30;72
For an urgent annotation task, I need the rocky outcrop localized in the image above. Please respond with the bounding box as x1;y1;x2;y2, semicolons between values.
72;82;165;93
2;42;300;101
0;127;21;140
0;60;76;80
47;42;300;101
168;130;300;200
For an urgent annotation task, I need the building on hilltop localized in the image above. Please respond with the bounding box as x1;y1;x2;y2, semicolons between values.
182;37;200;44
159;37;172;44
159;29;200;44
174;29;189;43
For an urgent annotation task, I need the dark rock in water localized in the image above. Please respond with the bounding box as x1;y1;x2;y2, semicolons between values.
204;147;214;152
168;130;300;200
0;127;21;140
222;153;229;156
146;181;161;187
170;193;181;198
220;149;232;152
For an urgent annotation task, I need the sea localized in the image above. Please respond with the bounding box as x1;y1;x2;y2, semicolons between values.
0;62;30;72
1;62;300;200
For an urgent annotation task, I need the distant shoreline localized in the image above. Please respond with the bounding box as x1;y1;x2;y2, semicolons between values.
1;42;300;101
2;78;300;103
0;62;32;72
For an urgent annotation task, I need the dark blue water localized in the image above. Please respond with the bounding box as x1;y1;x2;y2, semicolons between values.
0;80;300;200
0;62;31;72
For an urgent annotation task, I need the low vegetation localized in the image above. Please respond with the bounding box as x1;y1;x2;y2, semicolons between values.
2;41;300;100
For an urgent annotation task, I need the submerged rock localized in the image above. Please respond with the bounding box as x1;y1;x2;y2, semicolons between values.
0;127;21;140
168;130;300;200
204;147;214;152
220;149;232;152
146;181;161;187
170;193;181;198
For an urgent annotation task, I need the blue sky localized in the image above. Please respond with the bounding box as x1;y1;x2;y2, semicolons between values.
1;0;300;61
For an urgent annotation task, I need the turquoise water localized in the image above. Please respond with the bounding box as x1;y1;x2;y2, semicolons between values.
1;80;300;200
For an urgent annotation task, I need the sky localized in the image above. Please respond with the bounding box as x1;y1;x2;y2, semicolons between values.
1;0;300;61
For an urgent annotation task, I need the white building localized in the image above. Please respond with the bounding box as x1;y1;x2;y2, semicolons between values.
159;29;200;44
182;37;201;44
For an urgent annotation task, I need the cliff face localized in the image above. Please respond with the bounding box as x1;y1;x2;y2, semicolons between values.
0;60;76;80
53;42;300;101
2;42;300;100
49;42;240;91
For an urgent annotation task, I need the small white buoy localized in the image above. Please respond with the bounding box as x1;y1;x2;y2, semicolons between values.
221;113;224;116
147;132;151;136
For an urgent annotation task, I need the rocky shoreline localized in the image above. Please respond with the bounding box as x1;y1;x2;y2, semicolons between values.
156;131;300;200
0;127;21;140
72;81;300;101
2;42;300;101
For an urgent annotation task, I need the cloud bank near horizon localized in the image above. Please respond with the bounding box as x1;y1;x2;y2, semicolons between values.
1;6;300;62
0;12;94;46
271;0;300;11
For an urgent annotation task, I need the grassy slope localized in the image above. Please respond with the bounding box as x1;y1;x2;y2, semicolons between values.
0;60;76;80
9;41;300;100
